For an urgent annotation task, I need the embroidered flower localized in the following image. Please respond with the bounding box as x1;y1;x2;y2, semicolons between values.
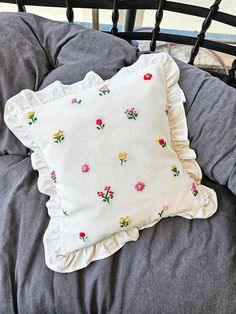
143;73;153;80
124;108;138;120
191;182;198;196
165;104;171;115
118;152;127;165
71;97;81;105
98;84;110;96
119;216;131;228
81;164;90;173
50;170;57;183
97;186;114;203
27;111;37;125
96;119;105;130
79;232;88;242
135;182;145;191
155;137;167;147
53;130;64;143
171;164;180;176
158;204;168;218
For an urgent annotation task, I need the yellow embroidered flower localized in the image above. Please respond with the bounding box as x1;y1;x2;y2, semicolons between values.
119;216;131;228
26;112;37;125
171;164;177;171
53;130;65;143
26;111;35;119
118;152;127;165
171;164;180;176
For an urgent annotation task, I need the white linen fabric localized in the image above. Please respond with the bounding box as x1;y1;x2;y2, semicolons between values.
4;53;217;273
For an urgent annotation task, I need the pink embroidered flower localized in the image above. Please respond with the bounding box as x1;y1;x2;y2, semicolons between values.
191;182;198;196
71;97;81;105
143;73;153;80
96;119;105;130
124;108;138;120
98;84;110;96
158;204;168;217
97;186;114;203
79;232;88;242
81;164;90;173
50;170;56;183
135;182;145;191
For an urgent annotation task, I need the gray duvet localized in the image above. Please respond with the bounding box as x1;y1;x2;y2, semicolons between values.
0;13;235;314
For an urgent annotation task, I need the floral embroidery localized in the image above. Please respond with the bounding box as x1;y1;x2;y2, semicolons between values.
71;97;81;105
158;204;168;218
171;164;180;176
53;130;65;143
98;84;110;96
155;137;167;147
135;182;145;191
119;216;131;228
143;73;153;80
27;111;37;125
118;152;127;165
165;104;171;115
124;108;138;120
191;182;198;196
50;170;57;183
79;232;88;242
97;186;114;203
81;164;90;173
96;119;105;130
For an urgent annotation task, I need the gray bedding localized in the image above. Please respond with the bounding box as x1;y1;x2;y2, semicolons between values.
0;13;235;314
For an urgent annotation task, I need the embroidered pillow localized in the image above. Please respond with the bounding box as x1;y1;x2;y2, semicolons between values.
4;53;217;273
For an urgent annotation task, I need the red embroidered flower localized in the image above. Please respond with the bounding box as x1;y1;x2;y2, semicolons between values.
155;137;167;147
81;164;90;173
96;119;105;130
143;73;153;80
96;119;102;125
97;186;114;203
79;232;88;242
135;182;145;191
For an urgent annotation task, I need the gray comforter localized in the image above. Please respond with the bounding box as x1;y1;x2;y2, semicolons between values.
0;13;235;314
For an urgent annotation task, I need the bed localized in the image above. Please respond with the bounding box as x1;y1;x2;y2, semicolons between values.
0;1;235;313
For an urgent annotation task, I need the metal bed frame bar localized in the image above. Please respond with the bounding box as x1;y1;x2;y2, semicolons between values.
2;0;235;83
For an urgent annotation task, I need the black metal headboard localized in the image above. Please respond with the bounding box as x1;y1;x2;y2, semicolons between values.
1;0;236;85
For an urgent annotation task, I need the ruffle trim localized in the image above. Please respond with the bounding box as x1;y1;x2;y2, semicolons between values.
4;59;217;273
112;52;203;183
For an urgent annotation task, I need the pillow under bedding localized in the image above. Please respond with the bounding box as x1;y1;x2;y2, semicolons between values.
4;53;217;272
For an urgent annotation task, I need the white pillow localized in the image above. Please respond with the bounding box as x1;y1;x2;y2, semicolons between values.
4;53;217;273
